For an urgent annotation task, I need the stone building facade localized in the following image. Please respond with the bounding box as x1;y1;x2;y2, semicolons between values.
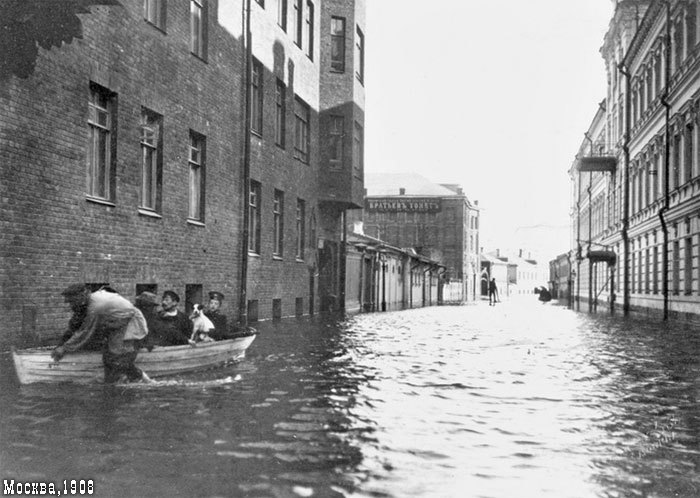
0;0;365;348
571;0;700;321
360;172;480;302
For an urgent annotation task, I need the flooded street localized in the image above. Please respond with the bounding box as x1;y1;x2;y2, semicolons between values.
2;301;700;497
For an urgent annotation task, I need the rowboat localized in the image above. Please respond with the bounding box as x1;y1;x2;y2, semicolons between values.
11;333;256;385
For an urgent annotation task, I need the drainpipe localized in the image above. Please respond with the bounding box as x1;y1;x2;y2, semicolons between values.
576;162;582;311
238;0;252;328
659;1;672;320
584;132;594;312
339;210;347;312
617;61;631;316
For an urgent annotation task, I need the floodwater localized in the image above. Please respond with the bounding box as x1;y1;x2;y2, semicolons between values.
1;300;700;498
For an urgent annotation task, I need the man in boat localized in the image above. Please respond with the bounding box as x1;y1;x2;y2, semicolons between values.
52;284;151;383
149;290;191;346
204;291;230;340
134;291;160;351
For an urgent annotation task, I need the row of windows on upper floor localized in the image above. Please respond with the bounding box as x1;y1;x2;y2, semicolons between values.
250;59;364;174
142;0;365;82
607;1;700;140
86;81;314;262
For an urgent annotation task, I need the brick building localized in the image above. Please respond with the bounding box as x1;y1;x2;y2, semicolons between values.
570;0;700;321
0;0;365;348
360;172;480;301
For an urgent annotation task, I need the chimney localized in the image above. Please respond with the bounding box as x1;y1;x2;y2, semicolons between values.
399;188;406;195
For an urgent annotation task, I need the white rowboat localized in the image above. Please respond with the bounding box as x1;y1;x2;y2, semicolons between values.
11;334;256;385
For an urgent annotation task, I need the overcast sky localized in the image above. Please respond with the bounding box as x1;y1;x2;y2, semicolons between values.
365;0;614;260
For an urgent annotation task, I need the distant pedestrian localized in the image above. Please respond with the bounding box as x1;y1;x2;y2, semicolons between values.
488;278;499;306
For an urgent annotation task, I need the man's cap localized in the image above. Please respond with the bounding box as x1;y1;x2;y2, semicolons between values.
61;284;88;297
135;291;159;308
162;290;180;302
208;291;225;302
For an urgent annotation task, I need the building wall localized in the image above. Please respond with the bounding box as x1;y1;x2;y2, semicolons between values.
0;0;367;348
1;0;245;347
571;0;700;321
362;193;480;301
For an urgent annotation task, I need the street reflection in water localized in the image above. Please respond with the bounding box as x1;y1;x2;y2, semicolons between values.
2;301;700;497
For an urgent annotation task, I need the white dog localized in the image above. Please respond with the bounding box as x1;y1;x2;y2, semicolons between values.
188;304;215;345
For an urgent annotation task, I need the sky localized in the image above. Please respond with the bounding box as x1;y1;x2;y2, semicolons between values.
364;0;615;261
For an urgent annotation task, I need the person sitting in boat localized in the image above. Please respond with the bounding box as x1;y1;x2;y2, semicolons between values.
134;291;160;351
148;290;191;346
204;291;230;341
52;284;151;383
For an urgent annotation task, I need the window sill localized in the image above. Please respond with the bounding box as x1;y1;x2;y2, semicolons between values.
191;52;208;63
272;255;283;261
138;208;162;219
187;219;205;227
248;251;261;258
144;20;167;34
86;196;115;208
251;130;263;139
330;68;345;74
296;258;305;263
275;142;286;150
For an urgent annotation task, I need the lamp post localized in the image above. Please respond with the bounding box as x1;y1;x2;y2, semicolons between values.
379;249;387;312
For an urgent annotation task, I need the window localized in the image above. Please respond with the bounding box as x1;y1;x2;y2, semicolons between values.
685;123;694;184
140;108;162;212
672;239;680;295
144;0;165;29
188;132;205;222
353;121;363;177
294;0;303;47
275;79;286;147
87;83;116;202
190;0;207;59
251;59;263;135
355;26;364;83
272;298;282;320
653;245;659;294
277;0;287;31
685;237;693;294
330;17;345;71
273;189;284;256
296;198;305;259
294;96;310;163
305;1;314;60
249;180;261;253
329;115;344;168
673;133;681;189
247;299;259;322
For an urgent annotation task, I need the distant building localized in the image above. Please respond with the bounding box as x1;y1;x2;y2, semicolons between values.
550;253;572;304
359;172;480;301
570;0;700;321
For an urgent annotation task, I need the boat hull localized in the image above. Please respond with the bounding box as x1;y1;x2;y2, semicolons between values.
11;335;256;385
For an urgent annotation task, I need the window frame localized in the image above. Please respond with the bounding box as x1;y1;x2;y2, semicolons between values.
188;131;206;223
275;78;286;147
277;0;287;31
294;0;303;47
355;25;364;83
273;189;284;257
293;96;310;163
144;0;166;30
87;83;116;203
248;180;262;254
190;0;207;60
296;198;305;260
305;1;314;60
329;114;344;169
353;120;363;177
251;58;263;136
139;108;163;213
330;16;346;72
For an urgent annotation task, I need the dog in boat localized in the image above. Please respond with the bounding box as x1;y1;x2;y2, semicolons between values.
188;304;215;345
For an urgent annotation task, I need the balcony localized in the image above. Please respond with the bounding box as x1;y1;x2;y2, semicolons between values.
576;146;617;174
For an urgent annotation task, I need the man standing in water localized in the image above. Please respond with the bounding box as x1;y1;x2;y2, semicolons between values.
52;284;151;383
488;278;499;306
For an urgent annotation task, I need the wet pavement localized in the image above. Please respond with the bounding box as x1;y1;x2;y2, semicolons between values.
1;299;700;497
